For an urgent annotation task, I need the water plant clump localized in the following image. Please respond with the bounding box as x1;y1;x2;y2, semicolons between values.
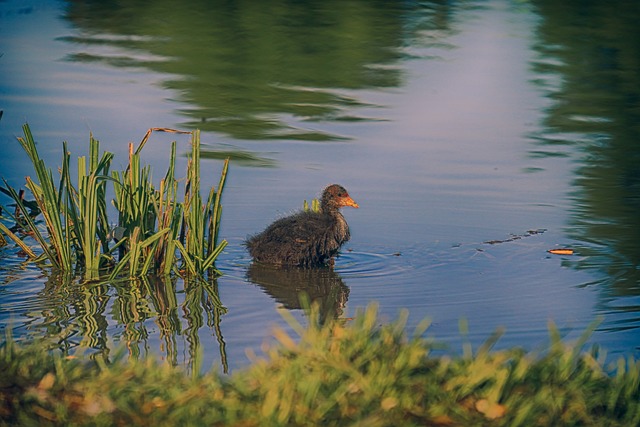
1;303;639;426
0;124;229;281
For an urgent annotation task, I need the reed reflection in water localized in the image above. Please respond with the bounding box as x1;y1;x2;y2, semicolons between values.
18;273;230;373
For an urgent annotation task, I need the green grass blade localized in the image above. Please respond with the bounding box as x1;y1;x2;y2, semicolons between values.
201;239;228;272
209;158;229;254
174;239;197;275
17;125;73;269
3;178;60;267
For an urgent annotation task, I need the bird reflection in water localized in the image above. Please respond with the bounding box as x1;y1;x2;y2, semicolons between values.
247;263;350;323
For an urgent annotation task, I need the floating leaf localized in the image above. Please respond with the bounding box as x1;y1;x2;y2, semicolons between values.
547;248;574;255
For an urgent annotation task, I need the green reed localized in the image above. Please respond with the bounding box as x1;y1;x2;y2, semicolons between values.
68;138;114;279
153;140;182;275
0;184;39;259
5;127;114;280
0;124;229;281
303;198;320;212
109;140;171;279
176;130;229;276
14;124;74;270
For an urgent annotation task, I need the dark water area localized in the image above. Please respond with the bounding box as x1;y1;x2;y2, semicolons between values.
1;0;639;372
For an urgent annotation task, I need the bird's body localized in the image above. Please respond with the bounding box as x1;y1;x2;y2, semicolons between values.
245;185;358;267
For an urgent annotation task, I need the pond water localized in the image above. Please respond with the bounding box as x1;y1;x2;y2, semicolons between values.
1;0;639;372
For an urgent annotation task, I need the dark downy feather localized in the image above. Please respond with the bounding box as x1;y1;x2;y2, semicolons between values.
245;184;358;267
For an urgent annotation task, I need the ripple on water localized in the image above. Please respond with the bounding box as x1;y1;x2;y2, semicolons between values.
334;249;409;279
335;240;489;281
218;237;415;280
220;237;477;288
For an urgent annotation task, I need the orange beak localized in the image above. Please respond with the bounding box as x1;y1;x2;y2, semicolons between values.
340;195;359;208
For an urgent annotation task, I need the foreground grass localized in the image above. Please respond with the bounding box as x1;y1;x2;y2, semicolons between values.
1;305;639;426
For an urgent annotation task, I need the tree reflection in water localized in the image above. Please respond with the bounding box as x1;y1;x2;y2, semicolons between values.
531;1;640;333
62;0;452;141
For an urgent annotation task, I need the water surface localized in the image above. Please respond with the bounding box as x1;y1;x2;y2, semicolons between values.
1;0;639;371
